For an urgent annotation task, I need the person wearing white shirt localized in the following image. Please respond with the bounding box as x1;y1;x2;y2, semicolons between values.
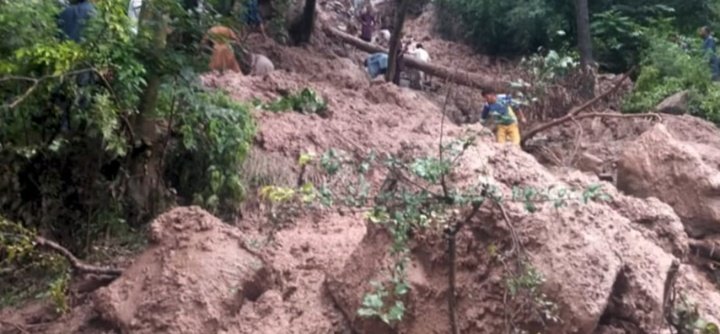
128;0;142;34
407;43;431;87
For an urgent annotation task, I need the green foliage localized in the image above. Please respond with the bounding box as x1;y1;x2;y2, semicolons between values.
590;5;676;72
434;0;716;72
434;0;570;55
0;0;256;259
506;262;560;325
258;183;317;229
357;280;407;325
48;272;70;315
161;79;255;213
623;32;720;122
259;88;328;116
670;295;720;334
0;217;67;308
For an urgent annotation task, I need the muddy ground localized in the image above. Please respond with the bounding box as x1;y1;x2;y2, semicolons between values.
2;1;720;334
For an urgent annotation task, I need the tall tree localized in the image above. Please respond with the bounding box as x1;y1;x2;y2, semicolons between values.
386;0;410;83
289;0;317;45
574;0;593;67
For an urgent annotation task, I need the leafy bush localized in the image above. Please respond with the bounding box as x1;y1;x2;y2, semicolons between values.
434;0;571;55
623;33;720;122
0;0;255;252
258;88;328;116
161;80;255;214
434;0;715;72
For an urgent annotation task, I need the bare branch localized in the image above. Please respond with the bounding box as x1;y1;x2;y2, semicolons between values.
521;70;634;146
1;69;95;109
34;236;122;277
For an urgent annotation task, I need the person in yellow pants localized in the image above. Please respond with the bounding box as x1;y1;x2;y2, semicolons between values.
480;89;524;146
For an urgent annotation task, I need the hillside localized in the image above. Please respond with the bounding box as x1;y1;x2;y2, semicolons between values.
2;2;720;334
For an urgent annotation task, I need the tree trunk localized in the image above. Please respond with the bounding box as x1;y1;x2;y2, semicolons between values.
574;0;595;98
323;26;506;91
128;0;170;224
574;0;593;68
289;0;317;45
385;0;409;83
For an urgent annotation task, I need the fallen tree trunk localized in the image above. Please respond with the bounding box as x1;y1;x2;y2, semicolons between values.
323;26;507;91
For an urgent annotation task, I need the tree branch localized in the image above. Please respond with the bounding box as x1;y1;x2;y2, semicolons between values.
1;69;95;109
521;69;634;146
34;237;123;277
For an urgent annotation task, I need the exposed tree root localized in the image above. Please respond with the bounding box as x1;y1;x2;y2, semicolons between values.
34;237;123;277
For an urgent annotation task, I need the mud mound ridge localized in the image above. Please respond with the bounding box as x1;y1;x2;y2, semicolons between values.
327;142;720;333
618;123;720;237
93;207;271;333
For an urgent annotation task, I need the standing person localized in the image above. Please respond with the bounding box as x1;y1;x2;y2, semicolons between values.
58;0;96;43
480;89;525;146
245;0;267;38
699;26;720;81
128;0;142;34
358;5;375;43
54;0;97;132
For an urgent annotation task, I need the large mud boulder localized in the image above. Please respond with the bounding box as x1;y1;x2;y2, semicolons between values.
327;145;693;334
655;90;690;115
94;207;271;334
617;124;720;237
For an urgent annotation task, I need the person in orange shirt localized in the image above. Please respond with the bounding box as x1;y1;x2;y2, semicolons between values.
203;25;242;73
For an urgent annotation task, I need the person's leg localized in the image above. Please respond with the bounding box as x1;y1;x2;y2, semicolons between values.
508;123;521;146
496;125;507;144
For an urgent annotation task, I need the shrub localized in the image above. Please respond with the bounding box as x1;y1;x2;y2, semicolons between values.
623;33;720;123
0;0;255;251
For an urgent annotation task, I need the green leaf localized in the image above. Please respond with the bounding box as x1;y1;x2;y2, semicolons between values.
357;307;379;318
386;301;405;322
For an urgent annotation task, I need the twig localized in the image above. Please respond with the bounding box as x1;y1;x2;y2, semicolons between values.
662;260;680;333
34;236;123;277
521;69;634;146
571;112;662;122
438;73;456;198
566;117;584;167
0;320;30;334
1;69;95;109
494;201;524;259
446;202;483;334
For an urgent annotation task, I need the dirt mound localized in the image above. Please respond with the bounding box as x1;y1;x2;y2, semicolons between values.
326;141;712;333
93;207;271;333
617;124;720;237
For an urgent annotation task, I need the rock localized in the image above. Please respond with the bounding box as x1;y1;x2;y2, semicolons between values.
94;207;271;334
617;124;720;237
576;152;604;175
655;90;690;115
251;54;275;77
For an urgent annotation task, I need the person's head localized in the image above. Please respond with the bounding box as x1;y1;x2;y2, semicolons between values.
482;88;497;104
699;26;712;38
416;43;424;50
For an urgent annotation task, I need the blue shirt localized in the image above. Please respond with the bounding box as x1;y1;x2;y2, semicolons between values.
481;102;517;125
703;36;720;79
58;1;96;42
365;53;388;79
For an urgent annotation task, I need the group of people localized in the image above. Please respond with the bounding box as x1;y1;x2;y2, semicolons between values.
56;0;271;75
358;5;431;88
